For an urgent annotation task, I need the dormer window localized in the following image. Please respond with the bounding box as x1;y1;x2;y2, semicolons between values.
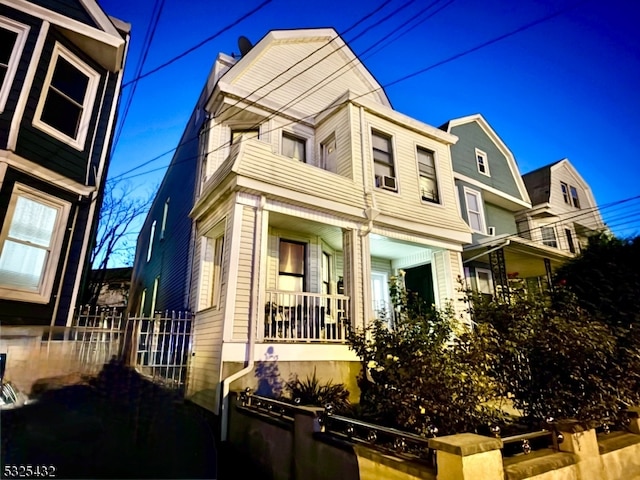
475;148;490;176
282;132;306;162
33;43;99;150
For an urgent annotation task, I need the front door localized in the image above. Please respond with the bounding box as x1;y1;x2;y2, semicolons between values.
404;263;435;306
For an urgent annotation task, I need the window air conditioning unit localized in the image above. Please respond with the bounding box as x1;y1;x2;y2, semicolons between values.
376;175;397;191
488;226;496;236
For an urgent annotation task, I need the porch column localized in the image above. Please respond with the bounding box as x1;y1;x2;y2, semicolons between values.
342;228;363;331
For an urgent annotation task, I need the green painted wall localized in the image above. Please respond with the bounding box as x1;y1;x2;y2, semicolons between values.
450;122;522;200
485;203;517;235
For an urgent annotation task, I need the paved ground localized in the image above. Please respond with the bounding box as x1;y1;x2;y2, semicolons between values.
1;363;218;479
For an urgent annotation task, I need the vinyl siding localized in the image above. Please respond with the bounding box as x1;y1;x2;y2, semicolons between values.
227;37;383;117
232;205;256;340
449;122;522;199
15;29;107;183
432;250;449;309
485;203;518;235
315;105;354;179
363;112;470;234
234;138;365;210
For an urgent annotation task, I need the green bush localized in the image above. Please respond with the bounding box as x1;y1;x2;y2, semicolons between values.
284;368;350;413
348;277;505;436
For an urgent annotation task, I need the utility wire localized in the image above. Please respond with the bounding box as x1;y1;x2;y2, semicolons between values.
121;0;273;88
112;0;166;155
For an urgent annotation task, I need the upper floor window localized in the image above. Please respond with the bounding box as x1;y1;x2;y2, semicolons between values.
475;148;490;176
463;187;485;233
147;220;156;262
417;147;439;203
541;225;558;248
319;134;337;173
372;130;397;191
160;198;170;240
561;182;570;204
0;183;71;303
33;43;99;150
0;17;29;113
569;186;580;208
282;132;306;162
231;128;259;144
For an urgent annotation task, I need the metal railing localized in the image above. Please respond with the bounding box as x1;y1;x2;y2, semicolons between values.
126;312;193;390
70;307;126;374
264;291;350;342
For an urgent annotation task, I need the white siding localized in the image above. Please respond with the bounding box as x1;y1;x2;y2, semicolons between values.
233;205;257;340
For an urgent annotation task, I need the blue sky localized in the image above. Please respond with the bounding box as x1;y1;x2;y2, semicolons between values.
99;0;640;238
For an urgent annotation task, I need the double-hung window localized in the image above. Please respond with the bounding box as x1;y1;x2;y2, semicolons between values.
0;17;29;113
320;134;337;173
231;128;259;144
0;183;71;303
476;148;490;176
278;240;305;293
541;225;558;248
569;186;580;208
33;43;99;150
282;132;306;162
372;130;397;190
561;182;570;204
463;187;485;233
417;147;439;203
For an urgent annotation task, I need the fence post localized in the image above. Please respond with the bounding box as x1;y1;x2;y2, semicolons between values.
555;420;605;480
428;433;503;480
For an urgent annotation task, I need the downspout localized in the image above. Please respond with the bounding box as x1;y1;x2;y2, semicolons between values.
220;195;265;442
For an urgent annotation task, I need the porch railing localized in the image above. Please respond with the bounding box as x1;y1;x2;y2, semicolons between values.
264;291;350;343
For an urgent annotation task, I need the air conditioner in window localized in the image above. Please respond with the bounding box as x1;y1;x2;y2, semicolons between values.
376;175;397;191
487;226;496;236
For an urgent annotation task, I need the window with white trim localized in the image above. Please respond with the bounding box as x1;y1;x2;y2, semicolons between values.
150;276;159;315
561;182;570;204
0;183;71;303
372;130;397;190
0;17;29;113
231;128;259;144
565;228;576;254
569;186;580;208
319;134;337;173
139;288;147;316
200;220;226;310
476;148;490;176
282;132;306;162
147;220;156;262
209;235;224;307
476;268;493;295
33;43;99;150
278;240;306;292
160;198;169;240
417;147;439;203
541;225;558;248
463;187;485;233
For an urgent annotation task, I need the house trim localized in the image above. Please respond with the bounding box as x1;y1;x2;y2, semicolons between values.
0;152;94;195
1;0;125;71
462;186;487;234
0;16;30;114
7;20;49;151
454;172;531;210
222;202;244;341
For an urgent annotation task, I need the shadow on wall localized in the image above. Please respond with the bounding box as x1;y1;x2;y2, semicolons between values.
255;346;284;397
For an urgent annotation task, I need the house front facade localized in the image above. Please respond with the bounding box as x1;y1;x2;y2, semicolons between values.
130;29;473;426
442;114;575;298
0;0;129;326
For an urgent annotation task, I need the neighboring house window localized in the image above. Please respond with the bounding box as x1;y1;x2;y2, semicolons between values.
322;252;331;295
319;134;337;173
570;186;580;208
417;147;439;203
565;228;576;254
463;187;485;233
0;17;29;113
282;132;306;162
210;235;224;307
475;148;490;176
561;182;570;204
32;43;99;150
541;226;558;248
278;240;305;292
147;220;156;262
150;276;159;315
231;128;259;144
371;130;397;191
476;268;493;295
160;198;169;240
0;183;71;303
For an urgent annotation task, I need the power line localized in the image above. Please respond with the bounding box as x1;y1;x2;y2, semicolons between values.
121;0;273;88
111;0;166;156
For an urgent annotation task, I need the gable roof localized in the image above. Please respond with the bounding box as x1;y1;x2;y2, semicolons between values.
4;0;128;71
442;113;531;207
207;28;391;118
522;158;596;207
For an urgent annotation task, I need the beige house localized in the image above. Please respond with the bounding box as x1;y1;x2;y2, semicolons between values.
517;159;605;254
181;29;472;429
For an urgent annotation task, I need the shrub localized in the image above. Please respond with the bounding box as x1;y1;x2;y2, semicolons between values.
284;368;350;413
